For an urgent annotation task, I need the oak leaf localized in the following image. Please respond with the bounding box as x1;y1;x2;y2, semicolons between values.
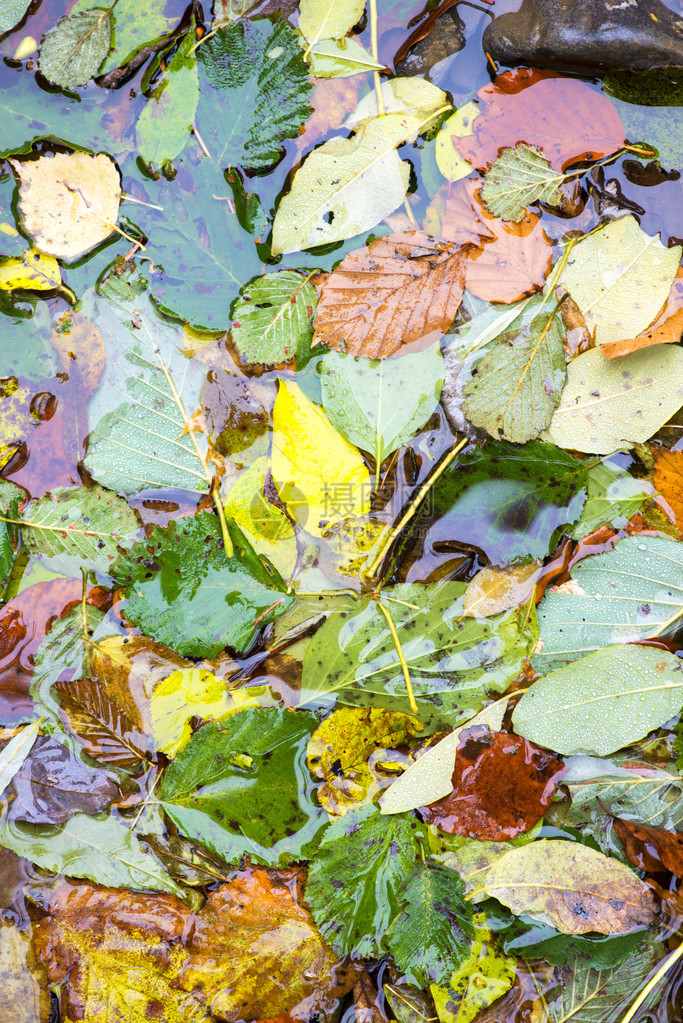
312;231;469;357
418;726;565;839
453;72;624;171
653;446;683;531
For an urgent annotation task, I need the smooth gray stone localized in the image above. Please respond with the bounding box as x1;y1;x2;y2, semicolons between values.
483;0;683;75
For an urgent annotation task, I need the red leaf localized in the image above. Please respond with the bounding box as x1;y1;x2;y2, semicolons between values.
419;725;566;839
454;72;624;171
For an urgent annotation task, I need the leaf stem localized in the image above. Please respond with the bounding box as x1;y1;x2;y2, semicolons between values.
618;940;683;1023
369;0;385;115
374;596;419;716
364;436;468;585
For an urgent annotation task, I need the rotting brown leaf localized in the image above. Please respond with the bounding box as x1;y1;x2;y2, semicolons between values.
610;814;683;877
653;446;683;532
312;231;470;358
54;677;151;771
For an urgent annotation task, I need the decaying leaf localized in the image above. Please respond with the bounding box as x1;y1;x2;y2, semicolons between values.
653;446;683;530
431;913;516;1023
313;232;468;357
463;562;542;617
484;839;655;934
34;872;353;1023
306;706;420;815
609;813;683;876
10;152;121;261
418;726;565;839
54;677;151;771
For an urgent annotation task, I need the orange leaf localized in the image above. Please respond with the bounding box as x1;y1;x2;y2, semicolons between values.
602;266;683;358
454;72;624;171
313;231;469;358
653;446;683;531
611;815;683;877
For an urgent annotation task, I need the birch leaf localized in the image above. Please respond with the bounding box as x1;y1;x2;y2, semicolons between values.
481;143;565;223
544;344;683;454
484;839;655;934
38;9;112;89
230;270;317;367
560;216;682;346
271;380;370;537
298;0;366;45
10;151;121;261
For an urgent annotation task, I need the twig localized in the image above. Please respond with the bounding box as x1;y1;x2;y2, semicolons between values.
619;941;683;1023
369;0;385;115
374;596;419;716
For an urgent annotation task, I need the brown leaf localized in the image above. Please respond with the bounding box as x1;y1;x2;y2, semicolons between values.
0;923;50;1023
653;447;683;532
34;871;354;1023
453;71;625;171
425;180;552;304
49;312;106;398
611;815;683;877
418;725;565;839
54;678;151;771
602;266;683;358
313;231;469;358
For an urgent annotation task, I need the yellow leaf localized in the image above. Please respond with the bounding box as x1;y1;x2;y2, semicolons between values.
435;102;478;182
0;248;61;291
271;379;370;538
431;914;516;1023
223;456;298;579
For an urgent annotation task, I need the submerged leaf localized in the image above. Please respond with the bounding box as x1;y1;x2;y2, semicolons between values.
135;26;199;166
610;814;683;876
481;143;565;222
548;938;661;1023
38;9;112;89
0;721;41;800
54;678;150;771
431;913;516;1023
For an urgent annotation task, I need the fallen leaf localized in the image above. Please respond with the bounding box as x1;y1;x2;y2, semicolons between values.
230;270;317;368
609;814;683;876
271;379;370;536
313;231;468;357
223;457;299;580
38;9;112;89
480;143;565;223
0;923;50;1023
484;839;655;934
653;446;683;530
54;678;151;771
463;562;542;617
10;152;121;261
308;38;384;78
453;73;624;171
33;872;352;1022
306;706;420;815
418;726;565;839
298;0;366;45
344;77;448;129
49;311;105;397
0;721;41;801
602;266;683;358
431;912;516;1023
434;101;479;183
0;249;61;292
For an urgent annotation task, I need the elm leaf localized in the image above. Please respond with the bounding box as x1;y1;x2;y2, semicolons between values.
39;9;112;89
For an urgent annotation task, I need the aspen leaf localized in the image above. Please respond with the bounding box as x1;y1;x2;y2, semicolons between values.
10;152;121;261
271;380;370;537
484;839;655;934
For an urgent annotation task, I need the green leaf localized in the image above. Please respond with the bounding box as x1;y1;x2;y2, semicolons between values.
480;143;565;222
568;460;650;540
31;605;106;720
513;645;683;756
82;267;211;495
431;914;516;1023
0;721;41;800
159;711;326;865
298;0;366;45
230;270;317;367
545;344;683;453
306;804;425;957
20;485;139;575
272;113;425;255
113;513;292;658
0;0;31;35
222;457;298;580
0;813;184;897
386;863;474;986
560;215;681;347
308;38;384;78
0;479;20;597
533;535;683;671
38;9;112;90
430;440;588;565
320;346;444;469
548;938;662;1023
461;295;567;443
501;917;645;968
73;0;172;73
135;27;199;166
195;18;313;172
300;582;534;723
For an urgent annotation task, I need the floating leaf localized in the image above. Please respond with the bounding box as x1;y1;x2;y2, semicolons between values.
431;913;516;1023
345;78;448;128
481;143;565;222
298;0;366;45
159;711;326;865
195;18;313;172
0;249;61;292
306;803;426;957
20;485;139;574
533;535;683;670
31;604;105;715
560;216;681;346
54;678;150;771
0;813;184;896
434;102;479;183
419;726;565;839
272;113;436;254
463;562;542;618
314;232;467;358
113;514;292;659
386;863;474;987
0;0;32;35
72;0;172;73
0;721;41;800
484;839;655;934
461;294;567;443
653;447;683;531
548;938;661;1023
230;270;317;367
321;346;444;468
271;379;370;537
38;9;112;89
601;267;683;358
135;26;199;166
544;344;683;454
306;706;420;816
429;440;587;566
308;37;384;78
610;814;683;876
513;645;683;757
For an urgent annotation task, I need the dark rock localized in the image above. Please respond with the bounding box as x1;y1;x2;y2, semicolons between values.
483;0;683;76
394;7;466;80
